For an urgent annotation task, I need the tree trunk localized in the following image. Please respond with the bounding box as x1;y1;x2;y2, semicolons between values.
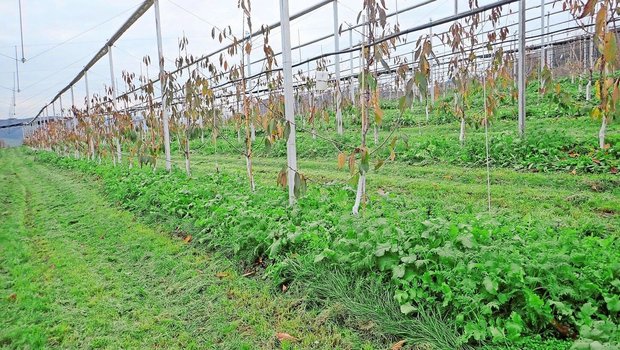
185;138;191;176
352;173;366;215
245;155;255;191
459;118;466;145
89;138;95;160
599;115;607;149
116;138;122;164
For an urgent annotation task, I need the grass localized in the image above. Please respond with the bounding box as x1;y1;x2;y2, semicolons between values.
32;144;618;348
174;150;619;234
0;149;382;350
7;110;619;348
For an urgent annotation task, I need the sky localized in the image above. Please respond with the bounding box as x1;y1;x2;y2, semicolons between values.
0;0;580;120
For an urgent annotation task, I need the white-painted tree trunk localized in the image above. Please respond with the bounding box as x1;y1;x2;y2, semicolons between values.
185;135;191;177
352;173;366;215
245;155;255;191
185;155;191;177
374;125;378;145
352;13;368;216
599;115;607;149
586;80;591;101
116;138;122;164
459;118;466;145
89;138;95;160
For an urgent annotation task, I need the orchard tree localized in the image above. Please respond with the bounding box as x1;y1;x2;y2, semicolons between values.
563;0;619;148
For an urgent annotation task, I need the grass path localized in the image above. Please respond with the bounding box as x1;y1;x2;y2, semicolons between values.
0;150;375;350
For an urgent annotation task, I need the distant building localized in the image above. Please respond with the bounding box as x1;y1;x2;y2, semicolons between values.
0;117;35;147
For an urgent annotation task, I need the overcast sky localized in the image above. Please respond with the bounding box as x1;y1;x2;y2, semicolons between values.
0;0;576;120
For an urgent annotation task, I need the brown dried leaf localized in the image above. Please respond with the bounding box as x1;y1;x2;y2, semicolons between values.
337;152;346;169
276;332;298;342
391;339;407;350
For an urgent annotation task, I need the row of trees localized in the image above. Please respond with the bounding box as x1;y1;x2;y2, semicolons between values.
26;0;617;212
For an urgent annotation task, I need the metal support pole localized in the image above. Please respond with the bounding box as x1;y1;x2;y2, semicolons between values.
546;11;551;68
279;0;298;206
108;44;122;164
349;26;354;103
246;30;256;141
14;46;20;92
85;71;90;113
108;45;117;110
59;95;63;117
540;0;545;72
18;0;26;62
333;0;343;134
454;0;458;15
518;0;526;136
429;19;434;103
154;0;172;171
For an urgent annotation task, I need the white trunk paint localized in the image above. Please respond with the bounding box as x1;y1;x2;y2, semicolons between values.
352;173;366;215
599;116;607;149
245;155;255;192
280;0;299;205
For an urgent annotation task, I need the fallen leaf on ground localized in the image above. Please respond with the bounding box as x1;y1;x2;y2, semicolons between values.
391;339;406;350
276;332;298;342
215;272;229;278
183;235;192;243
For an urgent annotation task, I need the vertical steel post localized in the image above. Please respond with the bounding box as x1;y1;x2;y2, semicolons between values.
246;30;256;141
85;71;90;113
279;0;298;206
349;26;354;103
108;45;122;163
518;0;526;136
108;46;117;110
18;0;25;62
15;46;20;92
429;19;434;103
333;0;342;134
546;11;551;67
154;0;172;171
540;0;545;72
